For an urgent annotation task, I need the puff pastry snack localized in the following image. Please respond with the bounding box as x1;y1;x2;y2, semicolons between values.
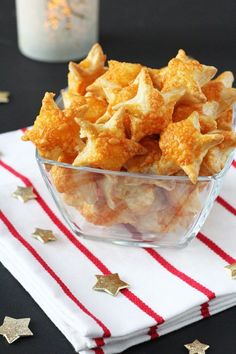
23;44;236;232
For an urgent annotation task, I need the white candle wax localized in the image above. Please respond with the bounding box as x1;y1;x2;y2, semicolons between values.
15;0;99;62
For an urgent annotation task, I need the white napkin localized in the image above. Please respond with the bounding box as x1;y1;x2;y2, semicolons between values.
0;128;236;354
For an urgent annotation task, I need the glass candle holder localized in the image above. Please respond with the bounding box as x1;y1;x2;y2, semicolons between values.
15;0;99;62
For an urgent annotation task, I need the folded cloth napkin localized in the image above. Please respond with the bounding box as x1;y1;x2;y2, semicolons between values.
0;128;236;354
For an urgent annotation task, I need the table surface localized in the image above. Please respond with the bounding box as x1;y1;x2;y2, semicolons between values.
0;0;236;353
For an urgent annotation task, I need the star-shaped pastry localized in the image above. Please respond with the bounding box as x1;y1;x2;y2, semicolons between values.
113;67;184;141
200;130;236;175
22;92;82;161
0;316;33;344
225;262;236;279
62;90;107;122
87;60;142;97
73;108;146;170
216;107;233;131
162;49;217;104
148;66;168;90
159;111;223;183
103;82;137;107
68;43;106;95
93;273;129;296
173;101;219;123
184;339;210;353
12;186;37;203
202;72;236;114
32;228;57;243
0;91;10;103
176;49;217;87
126;137;162;173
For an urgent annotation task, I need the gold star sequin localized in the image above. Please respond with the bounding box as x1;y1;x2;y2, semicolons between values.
32;228;57;244
93;273;129;296
12;186;37;203
184;339;210;354
0;91;10;103
0;316;33;344
225;262;236;279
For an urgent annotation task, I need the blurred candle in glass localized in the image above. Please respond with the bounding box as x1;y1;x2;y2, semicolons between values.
15;0;99;62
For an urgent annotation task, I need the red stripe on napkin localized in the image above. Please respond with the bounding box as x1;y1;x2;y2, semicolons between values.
148;325;159;340
145;249;215;300
95;338;105;347
0;159;165;325
125;225;215;301
93;349;104;354
232;160;236;168
201;302;210;318
216;196;236;216
197;233;236;264
0;210;111;338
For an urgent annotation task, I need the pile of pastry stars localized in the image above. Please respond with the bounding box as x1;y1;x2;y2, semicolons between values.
23;43;236;183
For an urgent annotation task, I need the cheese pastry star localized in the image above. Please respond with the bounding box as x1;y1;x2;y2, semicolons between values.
202;71;236;113
148;66;168;90
87;60;142;97
0;316;33;344
22;92;81;160
162;49;217;104
176;49;217;87
73;108;146;170
114;67;185;141
225;262;236;279
216;107;233;131
200;130;236;175
159;111;223;183
126;137;162;173
68;43;107;95
185;339;210;354
62;90;107;123
93;273;129;296
173;101;219;123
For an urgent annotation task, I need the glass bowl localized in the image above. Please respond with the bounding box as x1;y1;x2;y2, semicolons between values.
36;102;236;248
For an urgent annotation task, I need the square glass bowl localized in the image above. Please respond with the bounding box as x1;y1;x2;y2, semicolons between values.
36;102;236;248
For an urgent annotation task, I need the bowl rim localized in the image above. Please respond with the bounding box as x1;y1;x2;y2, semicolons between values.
35;100;236;183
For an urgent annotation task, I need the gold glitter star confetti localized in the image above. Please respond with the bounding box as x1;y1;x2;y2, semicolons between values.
0;316;33;344
184;339;210;354
32;228;57;243
225;262;236;279
0;91;10;103
12;186;37;203
93;273;129;296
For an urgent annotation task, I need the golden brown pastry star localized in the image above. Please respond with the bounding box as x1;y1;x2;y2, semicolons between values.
184;339;210;353
73;108;146;170
68;43;107;95
113;67;184;141
225;262;236;279
0;316;33;344
159;111;223;183
162;49;217;104
93;273;129;296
